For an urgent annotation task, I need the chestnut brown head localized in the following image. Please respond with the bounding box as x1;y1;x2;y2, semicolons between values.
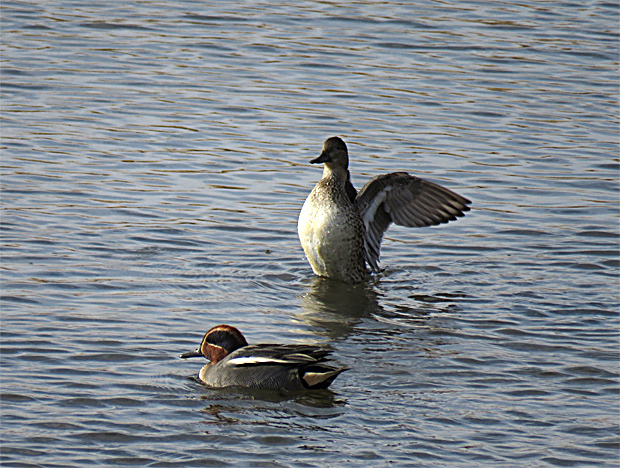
180;325;248;364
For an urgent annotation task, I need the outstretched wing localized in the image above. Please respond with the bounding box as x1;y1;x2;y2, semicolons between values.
354;172;471;272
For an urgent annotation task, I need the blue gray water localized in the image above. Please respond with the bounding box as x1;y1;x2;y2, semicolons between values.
2;1;618;467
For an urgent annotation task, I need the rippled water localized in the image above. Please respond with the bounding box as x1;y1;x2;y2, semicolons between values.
2;1;618;467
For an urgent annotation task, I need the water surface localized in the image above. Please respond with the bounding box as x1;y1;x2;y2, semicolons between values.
2;1;618;467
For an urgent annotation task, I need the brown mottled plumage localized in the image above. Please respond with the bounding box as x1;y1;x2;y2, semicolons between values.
298;137;368;283
298;137;471;284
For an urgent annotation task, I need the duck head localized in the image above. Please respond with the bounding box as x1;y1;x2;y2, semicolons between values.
311;136;349;171
180;324;248;364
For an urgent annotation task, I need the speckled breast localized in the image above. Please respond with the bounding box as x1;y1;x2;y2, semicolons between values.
298;185;367;283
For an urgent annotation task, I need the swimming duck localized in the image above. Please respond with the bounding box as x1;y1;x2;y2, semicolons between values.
298;136;471;284
180;324;347;391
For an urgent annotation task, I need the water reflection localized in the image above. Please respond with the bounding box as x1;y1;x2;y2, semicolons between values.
372;288;464;330
295;277;381;339
196;387;346;427
294;275;460;337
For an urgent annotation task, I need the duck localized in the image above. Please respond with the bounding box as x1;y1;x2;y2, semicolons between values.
298;136;471;284
180;324;348;391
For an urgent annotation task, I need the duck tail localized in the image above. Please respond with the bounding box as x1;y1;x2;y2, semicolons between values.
301;366;349;389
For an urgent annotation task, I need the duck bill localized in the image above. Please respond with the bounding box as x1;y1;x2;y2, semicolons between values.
310;151;330;164
180;349;203;359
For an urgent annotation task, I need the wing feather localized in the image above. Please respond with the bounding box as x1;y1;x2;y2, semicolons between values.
355;172;471;270
227;344;333;367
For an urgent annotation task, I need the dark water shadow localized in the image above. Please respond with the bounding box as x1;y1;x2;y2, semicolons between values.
202;385;344;407
188;380;347;427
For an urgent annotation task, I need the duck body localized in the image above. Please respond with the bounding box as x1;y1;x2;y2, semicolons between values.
181;325;347;392
298;168;368;284
298;137;471;284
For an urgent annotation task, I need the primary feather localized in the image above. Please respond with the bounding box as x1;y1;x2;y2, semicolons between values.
354;172;471;271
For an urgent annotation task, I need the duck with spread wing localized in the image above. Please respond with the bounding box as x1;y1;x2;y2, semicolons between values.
298;136;471;284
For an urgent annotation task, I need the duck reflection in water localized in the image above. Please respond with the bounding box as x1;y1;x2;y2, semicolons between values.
296;276;455;341
296;277;381;340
